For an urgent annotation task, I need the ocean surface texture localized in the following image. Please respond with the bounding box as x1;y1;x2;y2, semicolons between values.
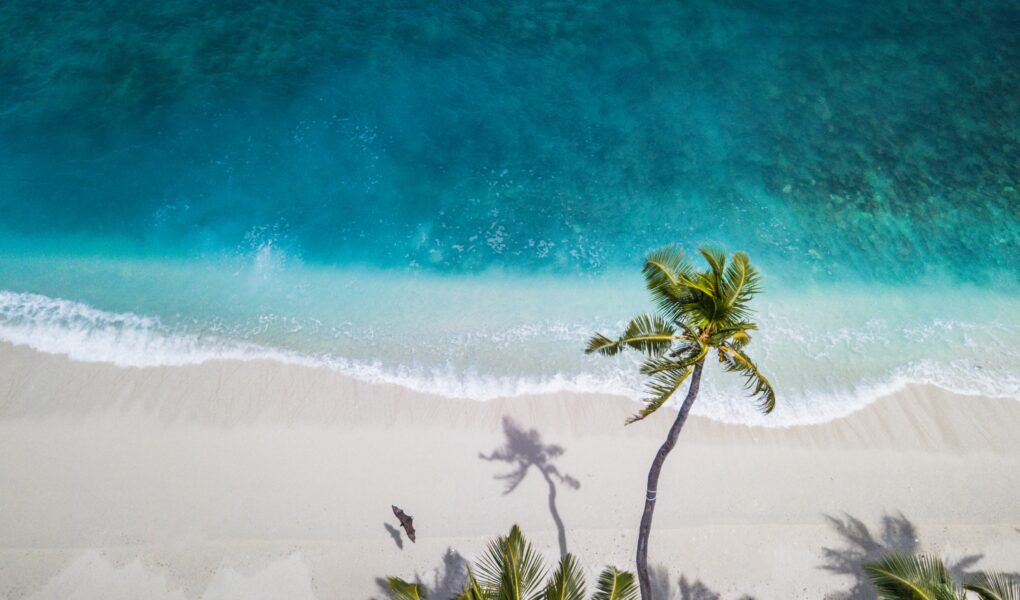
1;1;1018;425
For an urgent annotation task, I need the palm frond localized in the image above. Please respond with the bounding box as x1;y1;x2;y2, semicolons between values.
388;577;428;600
678;270;720;326
698;247;727;284
455;568;490;600
705;322;757;346
639;357;678;376
717;345;776;414
475;530;509;593
964;572;1020;600
585;333;622;356
672;319;699;339
719;252;762;322
590;568;639;600
622;314;677;356
864;554;960;600
642;246;688;290
628;365;693;425
476;525;547;600
585;314;676;357
543;554;586;600
642;246;695;321
730;331;751;348
680;270;717;301
639;342;705;375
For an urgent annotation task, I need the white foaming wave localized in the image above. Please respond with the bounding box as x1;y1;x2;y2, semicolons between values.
691;363;1020;427
1;290;1018;427
0;290;317;368
0;290;638;396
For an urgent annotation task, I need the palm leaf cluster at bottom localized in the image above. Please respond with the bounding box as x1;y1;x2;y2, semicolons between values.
387;525;637;600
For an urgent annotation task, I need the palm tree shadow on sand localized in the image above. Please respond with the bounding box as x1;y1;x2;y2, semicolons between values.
649;565;756;599
819;512;1014;600
373;548;467;600
642;513;1016;599
479;416;580;558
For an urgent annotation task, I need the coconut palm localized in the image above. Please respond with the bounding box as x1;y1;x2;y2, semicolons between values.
585;246;775;599
387;524;638;600
865;553;1019;599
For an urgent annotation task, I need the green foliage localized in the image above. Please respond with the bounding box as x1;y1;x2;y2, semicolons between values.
388;526;635;600
964;572;1020;600
585;314;676;357
865;553;959;599
387;577;428;600
628;365;693;425
717;345;776;414
454;569;487;600
864;553;1019;600
586;245;775;422
475;524;547;600
590;568;638;600
543;554;586;600
641;246;695;322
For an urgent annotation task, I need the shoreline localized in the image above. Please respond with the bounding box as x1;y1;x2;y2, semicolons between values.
1;340;1018;435
3;284;1020;428
1;342;1019;598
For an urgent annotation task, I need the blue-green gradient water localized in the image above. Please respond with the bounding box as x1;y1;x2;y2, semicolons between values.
1;1;1018;424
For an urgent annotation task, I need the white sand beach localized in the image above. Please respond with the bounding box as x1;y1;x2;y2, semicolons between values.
1;341;1018;599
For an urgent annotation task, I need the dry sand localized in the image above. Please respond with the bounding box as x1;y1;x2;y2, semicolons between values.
0;342;1018;599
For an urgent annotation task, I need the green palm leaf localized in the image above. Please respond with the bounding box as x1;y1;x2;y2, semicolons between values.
543;554;586;600
627;366;693;424
590;568;638;600
642;246;695;321
964;573;1020;600
672;319;699;340
705;322;757;346
719;252;761;323
864;554;961;600
390;527;640;600
698;247;726;284
476;525;547;600
642;246;686;290
584;333;622;356
622;314;677;356
680;270;717;304
475;533;508;595
585;314;675;357
639;342;705;375
717;345;776;414
455;568;490;600
388;577;428;600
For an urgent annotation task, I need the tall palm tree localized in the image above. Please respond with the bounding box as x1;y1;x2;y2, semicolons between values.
387;524;638;600
865;553;1019;599
586;246;776;599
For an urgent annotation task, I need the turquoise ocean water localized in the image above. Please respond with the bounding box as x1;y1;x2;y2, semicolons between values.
1;1;1018;424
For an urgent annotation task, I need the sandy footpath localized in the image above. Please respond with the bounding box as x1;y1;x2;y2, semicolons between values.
0;342;1018;599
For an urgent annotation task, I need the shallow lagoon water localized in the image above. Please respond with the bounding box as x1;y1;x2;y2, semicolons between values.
0;0;1018;424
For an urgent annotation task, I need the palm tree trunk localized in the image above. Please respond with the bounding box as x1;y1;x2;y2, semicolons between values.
636;359;705;600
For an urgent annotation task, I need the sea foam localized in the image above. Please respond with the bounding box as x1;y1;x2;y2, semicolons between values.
2;289;1018;427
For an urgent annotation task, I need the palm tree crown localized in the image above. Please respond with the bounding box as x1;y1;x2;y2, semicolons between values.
586;246;775;423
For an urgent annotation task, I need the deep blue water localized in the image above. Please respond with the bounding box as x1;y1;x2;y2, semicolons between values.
1;1;1018;424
